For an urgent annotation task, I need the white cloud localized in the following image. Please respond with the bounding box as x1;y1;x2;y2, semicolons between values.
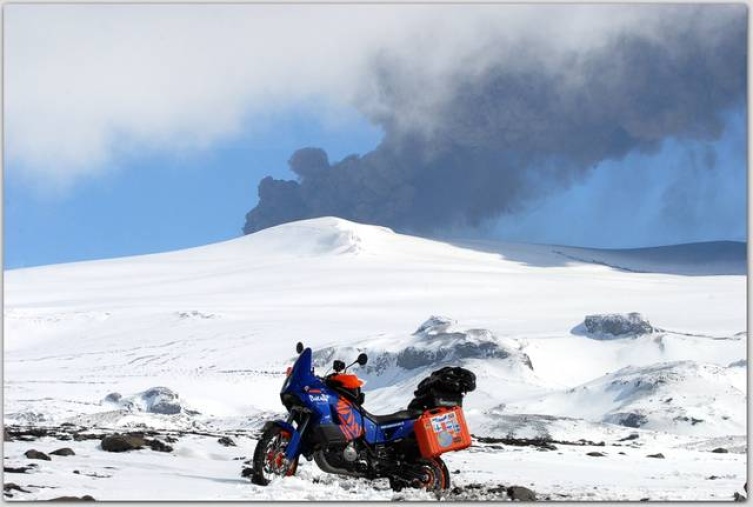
5;4;727;191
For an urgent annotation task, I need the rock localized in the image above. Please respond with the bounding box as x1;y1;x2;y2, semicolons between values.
103;392;122;403
4;464;37;474
241;467;254;478
392;318;531;370
618;452;627;455
21;427;52;438
734;492;746;502
4;483;31;493
50;448;75;457
73;432;105;441
646;453;665;459
147;439;173;453
165;435;179;443
507;486;537;501
618;433;640;441
48;495;96;501
24;449;51;461
707;476;719;480
486;485;507;495
586;451;606;457
141;387;181;415
396;340;511;369
3;428;10;442
413;316;455;335
605;412;648;429
218;436;236;447
711;447;729;453
639;498;650;502
583;313;653;337
101;434;145;452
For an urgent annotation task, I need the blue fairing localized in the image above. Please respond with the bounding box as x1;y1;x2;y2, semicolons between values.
365;418;416;444
279;347;420;458
282;348;321;395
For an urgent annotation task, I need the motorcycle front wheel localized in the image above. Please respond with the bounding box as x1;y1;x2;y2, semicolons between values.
250;425;300;486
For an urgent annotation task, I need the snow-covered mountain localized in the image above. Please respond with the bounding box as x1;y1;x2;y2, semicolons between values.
3;217;747;501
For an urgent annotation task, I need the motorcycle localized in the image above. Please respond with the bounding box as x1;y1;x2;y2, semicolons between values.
248;342;475;492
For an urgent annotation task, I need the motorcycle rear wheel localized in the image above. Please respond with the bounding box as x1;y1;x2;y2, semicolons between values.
250;425;299;486
411;457;451;492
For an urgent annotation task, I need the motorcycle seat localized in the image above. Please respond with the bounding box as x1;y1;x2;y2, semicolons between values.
362;408;423;425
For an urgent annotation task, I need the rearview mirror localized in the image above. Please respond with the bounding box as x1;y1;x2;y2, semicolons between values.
296;342;304;354
357;353;368;366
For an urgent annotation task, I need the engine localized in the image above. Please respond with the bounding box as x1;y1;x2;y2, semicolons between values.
313;441;369;476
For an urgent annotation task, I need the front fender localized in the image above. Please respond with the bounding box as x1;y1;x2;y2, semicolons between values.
262;420;303;462
262;420;296;435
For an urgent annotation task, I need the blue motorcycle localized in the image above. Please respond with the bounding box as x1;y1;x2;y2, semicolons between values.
249;342;474;492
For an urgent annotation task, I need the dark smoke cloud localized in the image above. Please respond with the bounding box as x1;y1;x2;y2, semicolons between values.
243;5;746;237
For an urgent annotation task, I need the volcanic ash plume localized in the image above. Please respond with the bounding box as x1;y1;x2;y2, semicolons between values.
243;4;746;236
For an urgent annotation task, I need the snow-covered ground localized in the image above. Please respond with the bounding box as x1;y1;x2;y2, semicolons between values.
4;217;747;501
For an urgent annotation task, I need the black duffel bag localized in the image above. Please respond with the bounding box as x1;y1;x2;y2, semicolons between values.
408;366;476;410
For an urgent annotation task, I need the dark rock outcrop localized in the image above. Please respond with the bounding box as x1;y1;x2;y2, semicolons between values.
103;392;122;403
73;432;106;442
4;464;38;474
4;483;31;494
147;439;173;453
50;448;75;457
101;434;145;452
507;485;537;501
24;449;51;461
315;316;533;374
7;427;51;440
218;436;236;447
711;447;729;454
583;313;653;338
586;451;606;457
48;495;96;502
605;412;648;429
646;453;665;459
141;387;181;415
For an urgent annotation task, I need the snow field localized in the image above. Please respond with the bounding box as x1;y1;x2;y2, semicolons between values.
4;217;747;500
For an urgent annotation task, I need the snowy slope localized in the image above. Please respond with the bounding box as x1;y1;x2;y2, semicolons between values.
3;217;747;500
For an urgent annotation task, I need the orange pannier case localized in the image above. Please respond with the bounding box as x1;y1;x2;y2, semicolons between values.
414;406;472;458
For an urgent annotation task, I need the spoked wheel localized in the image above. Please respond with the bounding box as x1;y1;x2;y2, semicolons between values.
250;425;299;486
411;457;451;492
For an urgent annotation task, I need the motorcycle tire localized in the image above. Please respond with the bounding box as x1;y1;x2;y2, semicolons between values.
250;425;299;486
413;457;451;492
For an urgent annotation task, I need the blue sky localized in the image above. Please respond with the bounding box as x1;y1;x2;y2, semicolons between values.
5;109;382;269
4;4;747;270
